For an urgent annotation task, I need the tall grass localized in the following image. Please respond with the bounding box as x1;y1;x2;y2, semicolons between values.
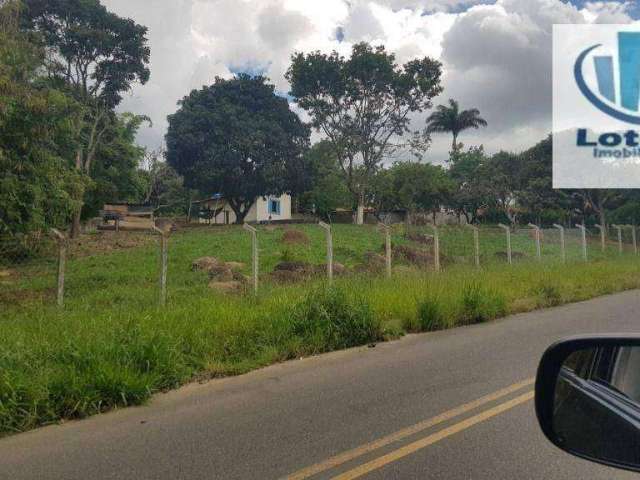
2;226;640;434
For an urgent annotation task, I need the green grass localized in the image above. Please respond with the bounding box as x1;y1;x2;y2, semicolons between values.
1;224;640;435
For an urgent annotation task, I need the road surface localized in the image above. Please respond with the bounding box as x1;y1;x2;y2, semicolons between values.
2;290;640;479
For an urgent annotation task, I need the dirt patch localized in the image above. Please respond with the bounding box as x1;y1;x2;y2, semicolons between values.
68;232;155;259
495;251;526;261
208;280;244;294
223;261;245;271
281;230;310;246
405;232;434;245
192;257;219;271
394;245;433;267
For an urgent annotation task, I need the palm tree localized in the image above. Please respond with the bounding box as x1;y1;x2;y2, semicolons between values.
426;99;487;154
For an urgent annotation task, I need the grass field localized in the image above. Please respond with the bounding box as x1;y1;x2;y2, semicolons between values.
1;223;639;434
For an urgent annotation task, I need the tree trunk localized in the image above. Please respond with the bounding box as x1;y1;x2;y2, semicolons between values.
70;208;82;238
355;194;365;225
452;133;458;154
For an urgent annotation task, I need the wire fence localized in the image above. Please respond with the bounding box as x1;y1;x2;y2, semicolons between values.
1;223;638;309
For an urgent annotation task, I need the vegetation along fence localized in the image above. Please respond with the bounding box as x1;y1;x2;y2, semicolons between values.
1;222;638;309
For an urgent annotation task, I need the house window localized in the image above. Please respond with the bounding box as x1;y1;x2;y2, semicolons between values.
268;198;281;215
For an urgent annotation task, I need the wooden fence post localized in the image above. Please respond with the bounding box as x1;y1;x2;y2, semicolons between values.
553;224;566;263
243;223;259;295
576;224;587;262
612;224;623;255
595;224;605;252
528;223;542;260
378;223;392;278
319;222;333;283
51;229;67;307
632;225;638;255
498;224;512;265
466;224;480;268
153;226;169;306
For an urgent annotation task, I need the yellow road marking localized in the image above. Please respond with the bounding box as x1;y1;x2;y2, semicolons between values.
330;391;534;480
282;378;534;480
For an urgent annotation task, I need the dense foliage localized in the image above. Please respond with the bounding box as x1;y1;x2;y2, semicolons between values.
166;75;310;224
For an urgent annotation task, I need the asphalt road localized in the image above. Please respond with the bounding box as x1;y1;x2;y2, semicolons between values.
3;291;640;479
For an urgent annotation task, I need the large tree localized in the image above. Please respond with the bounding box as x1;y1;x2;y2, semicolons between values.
287;42;442;224
447;146;491;224
426;99;487;154
166;75;310;224
21;0;150;236
0;1;83;238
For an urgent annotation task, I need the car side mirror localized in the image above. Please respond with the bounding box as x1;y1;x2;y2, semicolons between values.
535;336;640;473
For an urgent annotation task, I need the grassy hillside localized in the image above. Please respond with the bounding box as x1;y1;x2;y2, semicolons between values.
1;224;638;434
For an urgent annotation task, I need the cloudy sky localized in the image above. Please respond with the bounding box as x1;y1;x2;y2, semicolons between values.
102;0;640;164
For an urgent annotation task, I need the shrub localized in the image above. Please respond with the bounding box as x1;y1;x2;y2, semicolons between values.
534;281;563;307
415;297;447;332
460;282;506;324
290;287;382;353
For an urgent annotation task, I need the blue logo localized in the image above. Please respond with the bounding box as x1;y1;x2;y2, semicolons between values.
575;32;640;124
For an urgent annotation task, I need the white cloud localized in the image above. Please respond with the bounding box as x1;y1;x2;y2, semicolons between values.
100;0;638;164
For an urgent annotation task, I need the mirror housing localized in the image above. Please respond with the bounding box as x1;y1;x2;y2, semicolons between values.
536;336;640;473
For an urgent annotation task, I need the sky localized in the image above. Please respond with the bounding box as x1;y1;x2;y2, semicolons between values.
101;0;640;164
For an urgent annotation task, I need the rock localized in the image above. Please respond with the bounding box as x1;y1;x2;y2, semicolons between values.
281;230;310;245
224;261;245;271
208;265;234;282
192;257;219;271
208;280;243;294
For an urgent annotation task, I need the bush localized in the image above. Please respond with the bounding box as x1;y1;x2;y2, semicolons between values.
415;297;447;332
460;282;506;324
534;281;563;307
290;287;382;353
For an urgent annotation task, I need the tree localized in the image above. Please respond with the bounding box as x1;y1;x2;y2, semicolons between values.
515;136;569;225
484;151;521;225
166;75;310;224
426;99;487;154
297;141;351;219
447;146;491;224
0;1;83;237
140;148;192;216
21;0;151;236
369;162;453;223
287;42;442;224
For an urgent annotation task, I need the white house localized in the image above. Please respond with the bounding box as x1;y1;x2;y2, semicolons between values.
194;193;292;224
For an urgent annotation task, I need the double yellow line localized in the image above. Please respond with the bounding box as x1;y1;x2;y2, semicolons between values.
282;378;535;480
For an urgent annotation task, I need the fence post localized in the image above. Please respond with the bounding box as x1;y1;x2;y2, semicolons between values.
319;221;333;283
576;224;588;262
553;224;566;263
498;224;512;265
51;229;67;307
243;223;258;294
378;223;392;278
153;226;169;306
632;225;638;255
612;224;623;255
528;223;542;260
431;225;440;273
595;224;606;252
466;224;480;268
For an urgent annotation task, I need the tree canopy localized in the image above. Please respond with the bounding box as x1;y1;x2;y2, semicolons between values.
166;75;310;224
426;99;487;154
287;42;442;223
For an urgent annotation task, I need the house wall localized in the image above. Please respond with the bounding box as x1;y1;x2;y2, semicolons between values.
198;194;291;224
